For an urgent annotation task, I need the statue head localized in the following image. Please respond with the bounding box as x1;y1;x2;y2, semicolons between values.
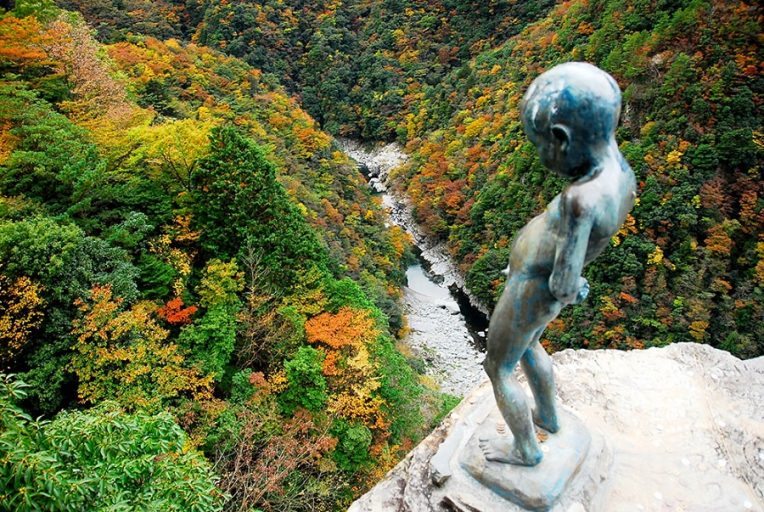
520;62;622;179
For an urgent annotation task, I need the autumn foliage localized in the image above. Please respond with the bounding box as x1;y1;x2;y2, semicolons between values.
0;4;422;509
70;285;213;409
157;297;197;325
0;273;43;369
3;0;759;509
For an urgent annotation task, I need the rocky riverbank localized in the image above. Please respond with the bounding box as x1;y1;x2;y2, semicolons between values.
338;139;490;315
401;281;485;396
338;138;486;396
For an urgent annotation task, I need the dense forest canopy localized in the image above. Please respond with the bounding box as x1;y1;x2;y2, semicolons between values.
1;0;762;509
57;0;763;358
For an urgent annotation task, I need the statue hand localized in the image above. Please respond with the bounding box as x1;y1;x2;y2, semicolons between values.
573;277;589;304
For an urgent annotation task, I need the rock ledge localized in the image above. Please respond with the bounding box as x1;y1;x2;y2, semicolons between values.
350;343;764;511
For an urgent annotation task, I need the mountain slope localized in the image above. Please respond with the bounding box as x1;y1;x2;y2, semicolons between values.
395;0;762;357
0;5;447;509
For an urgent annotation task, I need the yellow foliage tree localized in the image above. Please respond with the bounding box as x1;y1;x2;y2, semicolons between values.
0;274;44;370
70;285;213;410
127;118;216;194
279;266;327;316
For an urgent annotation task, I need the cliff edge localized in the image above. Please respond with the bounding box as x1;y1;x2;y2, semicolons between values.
350;343;763;511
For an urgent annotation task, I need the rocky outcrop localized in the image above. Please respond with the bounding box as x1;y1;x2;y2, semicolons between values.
337;139;406;193
350;343;764;511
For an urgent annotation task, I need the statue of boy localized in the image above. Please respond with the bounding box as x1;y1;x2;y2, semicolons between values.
480;62;637;466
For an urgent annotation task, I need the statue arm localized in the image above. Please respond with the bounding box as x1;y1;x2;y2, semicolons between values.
549;194;592;305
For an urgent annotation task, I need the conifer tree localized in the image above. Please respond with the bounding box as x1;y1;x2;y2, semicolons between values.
191;126;328;288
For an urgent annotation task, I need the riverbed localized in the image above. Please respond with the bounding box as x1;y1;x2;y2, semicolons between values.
339;139;487;397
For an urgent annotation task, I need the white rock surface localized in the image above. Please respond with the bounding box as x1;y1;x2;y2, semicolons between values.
349;343;764;511
402;287;485;396
337;138;408;184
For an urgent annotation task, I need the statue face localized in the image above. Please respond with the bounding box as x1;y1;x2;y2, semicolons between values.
526;127;562;173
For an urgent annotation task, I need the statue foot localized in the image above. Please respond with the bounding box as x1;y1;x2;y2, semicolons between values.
478;435;542;466
533;411;560;434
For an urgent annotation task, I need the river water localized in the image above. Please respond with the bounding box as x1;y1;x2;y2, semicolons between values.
339;139;488;397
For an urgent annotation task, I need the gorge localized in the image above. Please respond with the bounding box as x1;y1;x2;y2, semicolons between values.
340;139;489;396
0;0;761;510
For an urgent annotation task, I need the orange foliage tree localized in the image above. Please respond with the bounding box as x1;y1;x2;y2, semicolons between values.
305;307;388;431
0;16;50;69
156;297;197;326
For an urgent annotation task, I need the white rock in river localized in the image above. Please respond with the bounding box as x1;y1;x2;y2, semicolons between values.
349;343;764;511
401;287;484;397
369;177;387;193
337;137;490;316
436;300;461;316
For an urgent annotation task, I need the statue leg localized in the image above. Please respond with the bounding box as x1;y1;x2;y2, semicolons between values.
480;279;544;466
480;276;562;466
482;351;542;466
521;335;560;433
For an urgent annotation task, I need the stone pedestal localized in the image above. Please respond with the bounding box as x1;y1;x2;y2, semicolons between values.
427;385;610;512
460;409;592;510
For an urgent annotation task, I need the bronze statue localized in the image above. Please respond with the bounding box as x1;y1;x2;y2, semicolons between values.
480;62;637;466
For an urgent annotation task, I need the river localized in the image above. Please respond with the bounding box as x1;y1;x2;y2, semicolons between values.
339;139;488;397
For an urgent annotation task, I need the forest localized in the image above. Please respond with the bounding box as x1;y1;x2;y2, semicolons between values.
0;0;761;510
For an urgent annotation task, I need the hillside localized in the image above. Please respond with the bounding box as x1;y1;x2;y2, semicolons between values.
59;0;763;359
59;0;557;140
394;0;763;358
1;0;762;510
0;3;445;510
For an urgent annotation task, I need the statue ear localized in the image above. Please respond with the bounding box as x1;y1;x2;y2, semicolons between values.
551;124;571;152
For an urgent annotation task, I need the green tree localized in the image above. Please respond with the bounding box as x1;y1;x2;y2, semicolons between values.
0;374;226;511
191;126;328;288
0;83;105;214
330;419;373;472
179;259;243;381
0;217;139;412
278;346;327;415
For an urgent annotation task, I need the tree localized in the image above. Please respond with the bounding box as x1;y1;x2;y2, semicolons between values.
0;82;105;213
0;216;139;412
0;273;43;370
156;296;197;326
179;259;243;381
0;216;138;308
43;15;132;122
0;15;50;70
330;419;373;472
305;307;390;431
70;285;213;410
0;374;226;511
278;346;327;415
191;126;328;288
127;119;215;195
